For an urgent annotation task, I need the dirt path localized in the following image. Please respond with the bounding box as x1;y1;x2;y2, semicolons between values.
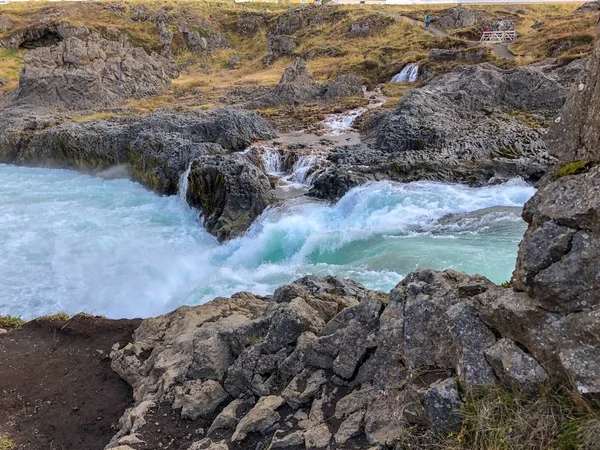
0;315;141;450
492;43;516;60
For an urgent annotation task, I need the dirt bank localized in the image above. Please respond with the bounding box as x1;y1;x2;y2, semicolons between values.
0;315;141;450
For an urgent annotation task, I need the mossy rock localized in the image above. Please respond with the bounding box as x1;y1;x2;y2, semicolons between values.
556;160;597;178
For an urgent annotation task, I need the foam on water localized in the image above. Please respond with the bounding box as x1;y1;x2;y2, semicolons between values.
0;164;535;319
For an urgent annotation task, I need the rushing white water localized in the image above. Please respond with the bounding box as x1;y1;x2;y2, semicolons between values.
323;107;368;134
260;147;285;175
178;161;193;203
0;164;535;319
391;63;419;83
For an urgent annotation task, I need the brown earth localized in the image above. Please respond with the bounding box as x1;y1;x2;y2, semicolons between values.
0;315;141;450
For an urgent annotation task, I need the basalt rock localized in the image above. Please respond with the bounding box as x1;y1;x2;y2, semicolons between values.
186;153;276;242
264;34;297;65
252;58;362;108
0;107;275;240
347;14;394;38
309;59;586;201
10;35;173;109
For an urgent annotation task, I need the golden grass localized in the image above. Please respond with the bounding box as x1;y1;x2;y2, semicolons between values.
0;436;14;450
0;49;24;93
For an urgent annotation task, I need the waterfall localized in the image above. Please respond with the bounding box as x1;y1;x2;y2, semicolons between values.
178;161;192;203
287;155;322;185
261;148;285;175
391;63;419;83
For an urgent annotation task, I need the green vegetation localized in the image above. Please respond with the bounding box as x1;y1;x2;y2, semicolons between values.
0;436;14;450
454;386;600;450
557;160;597;178
34;312;70;322
248;335;265;346
500;280;511;288
0;315;25;329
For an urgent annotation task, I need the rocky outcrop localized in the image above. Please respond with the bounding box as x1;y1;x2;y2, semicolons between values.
251;58;362;108
272;6;348;36
0;22;89;50
263;34;297;66
576;1;600;13
347;14;394;38
10;35;173;109
546;24;599;164
428;47;489;64
309;58;586;200
434;6;515;32
186;153;276;242
0;107;276;239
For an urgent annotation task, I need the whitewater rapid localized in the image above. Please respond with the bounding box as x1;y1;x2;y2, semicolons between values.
0;164;535;319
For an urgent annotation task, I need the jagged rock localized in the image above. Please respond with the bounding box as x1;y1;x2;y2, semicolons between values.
208;397;254;435
188;438;229;450
130;5;151;22
304;423;331;448
576;1;600;13
428;47;489;63
348;14;394;38
234;13;267;37
434;7;481;29
271;430;305;448
158;21;174;55
423;378;463;432
322;74;362;100
231;395;285;442
104;3;127;14
181;26;229;55
264;34;297;65
334;410;365;444
485;338;548;394
11;36;172;109
531;20;545;29
272;6;348;36
281;368;327;409
186;152;276;242
546;22;600;163
172;380;229;420
0;23;89;50
228;55;241;69
309;59;585;201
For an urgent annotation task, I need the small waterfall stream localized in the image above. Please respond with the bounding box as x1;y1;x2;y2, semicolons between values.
178;161;193;204
391;63;419;83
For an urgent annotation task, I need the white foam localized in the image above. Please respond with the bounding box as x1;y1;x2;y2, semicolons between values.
391;63;419;83
0;164;535;319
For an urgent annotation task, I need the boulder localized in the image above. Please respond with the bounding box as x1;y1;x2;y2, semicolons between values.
576;1;600;13
11;36;172;109
172;380;229;420
231;395;285;442
423;378;463;432
484;338;548;394
348;14;394;38
264;34;297;65
186;153;276;242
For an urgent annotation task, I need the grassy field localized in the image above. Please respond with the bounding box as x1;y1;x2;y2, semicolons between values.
0;1;595;108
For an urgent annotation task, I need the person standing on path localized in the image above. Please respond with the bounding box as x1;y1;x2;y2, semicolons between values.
425;13;431;28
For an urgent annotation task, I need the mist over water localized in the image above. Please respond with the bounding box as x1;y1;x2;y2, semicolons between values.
0;164;535;319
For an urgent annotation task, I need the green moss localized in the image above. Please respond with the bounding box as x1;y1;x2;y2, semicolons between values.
247;336;265;346
0;315;25;329
557;160;597;178
0;435;14;450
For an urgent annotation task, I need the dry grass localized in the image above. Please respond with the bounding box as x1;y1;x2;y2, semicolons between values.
0;315;25;329
0;436;14;450
0;49;24;93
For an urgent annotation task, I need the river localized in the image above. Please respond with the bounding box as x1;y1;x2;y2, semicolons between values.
0;163;534;319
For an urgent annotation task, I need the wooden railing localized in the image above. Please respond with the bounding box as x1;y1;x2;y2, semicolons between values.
480;31;518;44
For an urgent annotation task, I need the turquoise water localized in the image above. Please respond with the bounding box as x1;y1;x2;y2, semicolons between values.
0;164;535;319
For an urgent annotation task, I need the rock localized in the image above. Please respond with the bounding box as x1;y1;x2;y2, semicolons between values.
208;398;253;434
130;5;151;22
348;14;394;38
485;338;548;394
264;35;297;65
186;152;276;242
434;7;480;29
531;20;545;29
546;22;600;164
309;59;585;201
182;26;228;55
322;74;363;100
428;47;489;63
271;430;304;448
334;410;365;444
272;6;348;36
104;3;127;14
0;77;7;87
423;378;463;432
558;346;600;395
188;438;229;450
228;55;241;69
267;58;321;106
11;36;172;109
173;380;229;420
576;1;600;13
231;395;285;442
158;21;174;55
303;423;331;448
